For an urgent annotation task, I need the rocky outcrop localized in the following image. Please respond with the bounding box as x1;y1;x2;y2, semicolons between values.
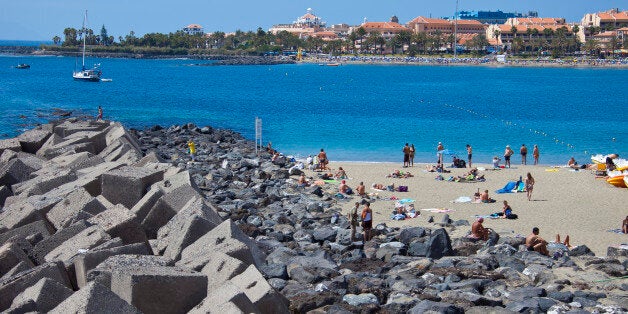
0;118;626;313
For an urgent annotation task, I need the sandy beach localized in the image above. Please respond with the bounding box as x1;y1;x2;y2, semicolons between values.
302;161;627;256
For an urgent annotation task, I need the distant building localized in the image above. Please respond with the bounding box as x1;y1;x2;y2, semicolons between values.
505;17;566;26
269;8;326;37
486;16;575;52
183;24;204;36
579;9;628;44
356;21;410;40
454;10;538;25
407;17;486;34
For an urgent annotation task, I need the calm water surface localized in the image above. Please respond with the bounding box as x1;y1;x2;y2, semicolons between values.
1;54;626;164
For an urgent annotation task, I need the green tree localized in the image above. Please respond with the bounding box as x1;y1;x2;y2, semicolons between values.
62;27;78;46
492;29;501;53
468;34;489;55
356;27;367;53
584;38;599;57
53;35;61;45
394;30;412;54
100;25;109;46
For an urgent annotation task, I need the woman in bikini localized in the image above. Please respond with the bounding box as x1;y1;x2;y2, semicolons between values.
525;172;535;201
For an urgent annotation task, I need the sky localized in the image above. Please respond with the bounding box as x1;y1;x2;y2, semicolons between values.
1;1;625;41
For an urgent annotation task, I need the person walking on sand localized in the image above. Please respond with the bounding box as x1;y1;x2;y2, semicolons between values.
361;202;373;242
466;144;473;168
533;145;540;165
525;227;549;256
520;144;528;165
409;144;415;167
96;106;103;120
187;139;197;162
403;143;411;167
504;145;514;168
525;172;535;201
348;202;360;242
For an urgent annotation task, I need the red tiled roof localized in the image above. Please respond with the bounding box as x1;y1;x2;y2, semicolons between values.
185;24;202;29
361;22;409;31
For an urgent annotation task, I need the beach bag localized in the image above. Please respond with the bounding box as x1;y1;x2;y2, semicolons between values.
398;186;408;192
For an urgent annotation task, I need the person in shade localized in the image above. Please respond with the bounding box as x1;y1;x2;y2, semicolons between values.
525;227;549;256
622;216;628;234
361;202;373;242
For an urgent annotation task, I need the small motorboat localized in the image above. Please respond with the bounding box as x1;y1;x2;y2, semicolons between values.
15;64;30;69
326;62;341;66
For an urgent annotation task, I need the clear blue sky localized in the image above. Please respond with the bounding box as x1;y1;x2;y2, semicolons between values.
1;0;624;40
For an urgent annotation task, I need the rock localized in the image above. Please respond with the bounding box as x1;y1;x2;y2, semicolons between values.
84;254;170;289
426;228;454;259
231;264;290;313
50;282;140;314
607;245;628;257
408;300;464;314
17;128;52;154
0;261;72;311
32;220;91;264
200;251;248;289
0;138;22;156
0;159;36;186
46;188;107;230
313;226;338;242
189;281;259;314
10;277;73;312
569;245;594;257
398;227;427;245
342;293;379;306
0;241;35;278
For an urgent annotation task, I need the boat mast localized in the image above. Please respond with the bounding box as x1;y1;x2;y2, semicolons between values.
81;10;87;69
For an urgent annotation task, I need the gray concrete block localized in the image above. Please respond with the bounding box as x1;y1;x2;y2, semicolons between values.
0;138;21;156
32;220;91;264
133;150;165;167
36;133;62;158
4;298;38;314
74;243;151;288
0;242;35;278
99;138;140;163
53;120;108;138
130;187;163;223
36;137;96;160
189;281;258;314
46;188;107;230
177;219;266;271
1;261;33;280
0;220;52;248
157;197;222;259
231;264;289;314
17;127;52;154
49;281;140;314
0;149;18;163
105;123;142;153
87;204;147;245
65;130;109;155
44;225;111;263
200;251;247;289
0;185;13;207
0;261;72;311
86;254;170;289
0;201;44;230
11;277;73;312
111;266;207;314
101;166;164;209
0;159;37;186
16;170;78;197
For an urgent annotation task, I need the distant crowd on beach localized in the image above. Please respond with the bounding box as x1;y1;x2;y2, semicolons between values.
308;55;628;67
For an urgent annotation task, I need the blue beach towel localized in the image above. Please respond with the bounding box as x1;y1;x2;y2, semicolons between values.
496;181;517;194
398;198;415;204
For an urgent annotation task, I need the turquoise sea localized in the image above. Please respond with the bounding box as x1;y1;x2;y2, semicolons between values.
1;54;626;165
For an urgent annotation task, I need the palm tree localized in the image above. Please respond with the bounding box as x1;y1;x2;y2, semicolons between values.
53;36;61;45
492;29;501;53
394;30;412;54
526;28;533;53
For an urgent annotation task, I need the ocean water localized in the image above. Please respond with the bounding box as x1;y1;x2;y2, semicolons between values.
1;54;626;165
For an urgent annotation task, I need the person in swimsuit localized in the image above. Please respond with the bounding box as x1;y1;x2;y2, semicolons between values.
471;217;489;240
409;144;415;167
533;145;539;165
525;172;535;201
403;143;411;167
317;149;328;171
520;144;528;165
504;145;514;168
525;227;549;256
466;144;472;168
361;202;373;242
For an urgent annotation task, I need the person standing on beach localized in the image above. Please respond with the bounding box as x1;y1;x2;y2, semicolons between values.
348;202;360;242
525;227;549;256
504;145;514;168
187;139;196;162
622;216;628;234
525;172;535;201
533;145;540;165
361;202;373;242
317;149;328;171
409;144;415;167
466;144;473;168
437;142;444;164
97;106;103;120
403;143;411;167
520;144;528;165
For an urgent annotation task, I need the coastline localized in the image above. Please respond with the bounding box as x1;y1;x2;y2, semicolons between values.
303;161;628;256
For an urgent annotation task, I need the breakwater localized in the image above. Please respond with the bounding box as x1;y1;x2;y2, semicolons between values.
0;118;626;313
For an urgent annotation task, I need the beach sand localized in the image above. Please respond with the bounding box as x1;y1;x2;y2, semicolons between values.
303;162;627;256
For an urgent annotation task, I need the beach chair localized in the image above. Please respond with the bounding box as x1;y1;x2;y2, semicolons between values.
595;163;606;176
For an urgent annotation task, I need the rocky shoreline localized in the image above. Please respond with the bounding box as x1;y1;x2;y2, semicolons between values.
0;118;626;313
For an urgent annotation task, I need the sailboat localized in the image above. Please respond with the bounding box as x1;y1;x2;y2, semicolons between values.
73;10;101;82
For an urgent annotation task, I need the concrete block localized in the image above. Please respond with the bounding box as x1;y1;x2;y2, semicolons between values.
189;281;258;314
37;137;96;160
87;204;147;245
0;261;72;311
65;130;108;154
1;261;33;280
53;120;108;138
14;152;45;172
200;251;247;289
0;242;35;278
0;201;44;230
90;237;125;251
4;299;38;313
130;187;163;223
0;149;18;163
32;220;91;264
11;277;73;312
133;150;165;167
0;185;13;207
49;281;140;314
46;188;107;230
36;133;62;158
0;220;52;248
105;122;142;153
86;254;170;289
0;138;21;155
74;243;151;288
0;158;37;186
17;127;52;154
111;266;207;314
157;197;222;259
15;170;78;197
101;166;164;209
44;225;111;263
99;138;140;163
231;264;289;314
177;220;266;271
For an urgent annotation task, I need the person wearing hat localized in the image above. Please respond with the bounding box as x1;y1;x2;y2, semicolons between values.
504;145;514;168
471;217;490;240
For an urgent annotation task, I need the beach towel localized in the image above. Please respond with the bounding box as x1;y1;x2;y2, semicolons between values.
545;168;559;172
422;208;454;213
516;181;526;192
324;180;340;184
496;181;517;194
398;198;415;204
607;229;625;234
452;196;472;203
474;214;498;219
